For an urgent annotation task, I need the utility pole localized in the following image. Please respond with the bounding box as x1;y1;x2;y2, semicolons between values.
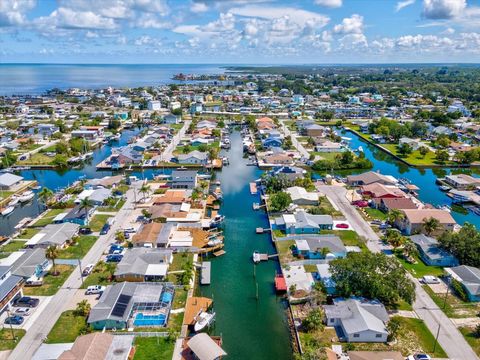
433;322;441;353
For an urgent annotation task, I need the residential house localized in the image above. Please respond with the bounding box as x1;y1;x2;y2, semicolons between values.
304;124;326;137
445;174;480;190
36;123;59;137
88;282;174;330
273;210;333;234
26;223;80;248
0;266;23;315
58;333;134;360
262;154;294;166
169;169;199;189
147;100;162;111
182;333;227;360
323;298;389;343
316;264;336;294
262;136;283;149
377;197;417;212
396;209;456;235
294;235;347;259
283;265;315;293
0;173;23;190
285;186;319;206
0;249;50;283
399;137;423;150
163;114;180;124
446;265;480;302
176;151;208;165
63;205;92;226
315;140;343;153
346;172;397;186
115;248;173;282
270;166;306;182
410;234;458;267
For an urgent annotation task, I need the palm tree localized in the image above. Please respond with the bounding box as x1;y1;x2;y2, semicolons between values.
46;245;59;276
79;198;93;222
423;217;440;236
403;240;419;258
38;187;54;204
387;209;404;225
139;184;151;203
384;230;405;248
75;300;91;317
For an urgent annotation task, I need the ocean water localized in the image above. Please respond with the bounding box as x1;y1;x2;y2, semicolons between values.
0;63;225;95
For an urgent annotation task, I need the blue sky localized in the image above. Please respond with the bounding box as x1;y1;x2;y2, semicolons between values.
1;0;480;63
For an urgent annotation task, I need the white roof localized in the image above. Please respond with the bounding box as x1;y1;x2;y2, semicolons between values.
25;232;46;246
0;173;23;187
316;263;332;278
283;214;296;224
188;333;227;360
145;264;168;276
295;239;310;251
180;202;191;212
0;251;25;266
283;265;314;292
76;189;95;202
53;212;67;222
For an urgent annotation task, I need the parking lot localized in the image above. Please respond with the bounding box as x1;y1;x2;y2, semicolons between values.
1;296;51;331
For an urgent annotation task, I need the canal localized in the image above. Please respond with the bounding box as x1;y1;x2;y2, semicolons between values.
200;131;292;360
344;129;480;228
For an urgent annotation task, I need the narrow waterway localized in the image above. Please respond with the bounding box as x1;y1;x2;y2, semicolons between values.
201;131;292;360
344;129;480;228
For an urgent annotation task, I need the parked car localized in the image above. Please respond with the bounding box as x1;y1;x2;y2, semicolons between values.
100;223;111;235
79;227;92;235
106;254;123;263
335;223;349;229
82;264;95;276
407;354;431;360
85;285;105;295
352;200;369;207
5;315;24;325
15;308;31;316
14;297;39;308
123;227;136;233
25;278;43;286
421;276;440;284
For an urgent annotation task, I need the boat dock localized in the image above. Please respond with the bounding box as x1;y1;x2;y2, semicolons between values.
274;274;287;293
250;182;258;195
183;297;213;326
213;250;226;257
201;262;211;285
256;227;271;234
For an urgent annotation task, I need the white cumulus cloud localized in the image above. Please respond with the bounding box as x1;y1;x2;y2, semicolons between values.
333;14;364;34
422;0;466;19
314;0;343;8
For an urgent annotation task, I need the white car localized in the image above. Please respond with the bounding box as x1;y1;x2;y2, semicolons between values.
421;276;440;284
82;264;95;276
15;307;31;316
85;285;105;295
407;354;431;360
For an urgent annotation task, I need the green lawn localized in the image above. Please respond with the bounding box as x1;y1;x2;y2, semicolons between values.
172;287;188;309
364;208;387;221
23;264;74;296
174;141;220;156
460;327;480;356
276;240;295;264
46;310;88;343
0;240;26;253
169;253;193;272
312;152;344;161
381;144;451;166
97;198;126;212
394;251;445;278
32;208;66;227
57;236;98;259
321;230;368;251
81;262;116;288
0;329;26;351
17;228;40;239
88;214;111;232
0;191;14;200
133;337;175;360
423;285;480;318
17;152;55;166
303;264;318;273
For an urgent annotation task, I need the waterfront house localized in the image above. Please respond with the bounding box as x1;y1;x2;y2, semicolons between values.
285;186;319;206
0;249;50;283
182;333;227;360
114;248;173;282
58;333;134;360
63;205;92;226
71;130;99;141
0;266;23;315
304;124;326;137
294;235;346;259
315;140;343;153
270;166;306;182
360;183;405;199
377;197;417;212
88;282;174;330
262;153;294;166
444;174;480;190
346;172;396;186
169;169;199;189
132;222;163;248
76;188;112;206
396;209;456;235
410;234;458;267
323;298;389;343
399;137;423;150
273;210;333;234
26;223;80;248
316;264;336;294
153;189;188;204
283;265;315;293
0;173;23;190
36;123;59;137
116;147;143;165
445;265;480;302
262;136;283;149
176;151;208;165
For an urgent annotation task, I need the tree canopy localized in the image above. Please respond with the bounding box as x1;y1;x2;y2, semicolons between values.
439;223;480;267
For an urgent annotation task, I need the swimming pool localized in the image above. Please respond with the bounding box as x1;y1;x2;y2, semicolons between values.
133;313;166;326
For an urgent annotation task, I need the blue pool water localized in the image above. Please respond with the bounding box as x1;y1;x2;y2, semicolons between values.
133;313;166;326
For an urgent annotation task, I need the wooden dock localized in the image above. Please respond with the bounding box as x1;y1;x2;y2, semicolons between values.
213;250;226;257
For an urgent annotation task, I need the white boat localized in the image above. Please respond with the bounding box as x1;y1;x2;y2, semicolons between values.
253;251;261;264
1;206;15;216
207;238;223;247
209;215;225;227
8;196;19;207
18;191;34;203
357;146;364;152
194;311;216;332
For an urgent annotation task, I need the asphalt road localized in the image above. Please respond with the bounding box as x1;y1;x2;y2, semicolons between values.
317;184;479;360
9;183;140;360
158;120;191;162
280;120;309;159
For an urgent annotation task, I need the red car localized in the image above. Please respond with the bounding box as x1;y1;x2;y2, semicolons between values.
335;223;349;229
352;200;368;207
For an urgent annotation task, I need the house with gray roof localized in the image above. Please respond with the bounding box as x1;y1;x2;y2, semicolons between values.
323;298;389;343
25;223;80;248
273;210;333;234
0;173;23;190
446;265;480;302
88;282;174;330
293;235;347;259
115;248;173;282
0;266;23;314
169;169;199;189
176;151;208;165
88;188;112;206
410;234;458;267
0;249;50;281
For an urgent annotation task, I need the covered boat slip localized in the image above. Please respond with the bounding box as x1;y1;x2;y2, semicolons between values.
201;262;211;285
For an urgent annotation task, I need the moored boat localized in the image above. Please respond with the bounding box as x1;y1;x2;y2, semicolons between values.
18;190;34;203
8;196;19;207
1;206;15;216
193;310;215;332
